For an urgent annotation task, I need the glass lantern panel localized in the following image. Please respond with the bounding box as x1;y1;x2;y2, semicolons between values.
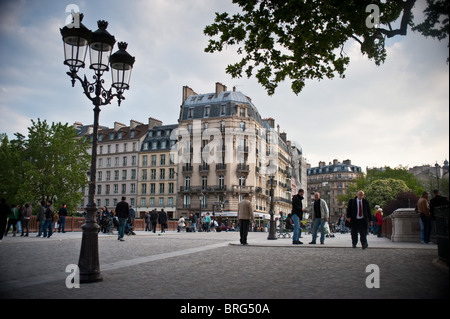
63;36;89;68
89;42;112;71
111;63;132;90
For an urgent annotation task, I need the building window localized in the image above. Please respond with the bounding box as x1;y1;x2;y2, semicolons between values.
201;196;207;208
202;176;208;190
184;195;190;208
142;169;147;180
204;106;210;117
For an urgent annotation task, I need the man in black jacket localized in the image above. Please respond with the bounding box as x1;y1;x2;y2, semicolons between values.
150;209;158;233
291;189;307;244
115;196;130;241
346;190;372;249
429;189;449;220
0;198;10;242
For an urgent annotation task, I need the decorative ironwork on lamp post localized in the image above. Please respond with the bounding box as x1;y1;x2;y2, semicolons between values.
60;13;135;283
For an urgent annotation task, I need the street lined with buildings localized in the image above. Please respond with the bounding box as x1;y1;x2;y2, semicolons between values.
74;82;364;226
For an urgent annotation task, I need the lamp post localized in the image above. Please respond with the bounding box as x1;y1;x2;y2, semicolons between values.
435;162;440;192
267;175;277;240
60;13;135;283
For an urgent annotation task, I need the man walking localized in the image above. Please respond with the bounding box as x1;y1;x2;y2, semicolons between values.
417;192;431;244
308;192;329;245
150;209;158;233
291;189;307;244
115;196;130;241
58;203;68;233
347;191;372;249
238;193;255;245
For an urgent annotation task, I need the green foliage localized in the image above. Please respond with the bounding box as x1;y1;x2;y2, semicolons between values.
365;178;410;208
0;133;26;204
0;119;90;212
338;166;425;208
204;0;449;95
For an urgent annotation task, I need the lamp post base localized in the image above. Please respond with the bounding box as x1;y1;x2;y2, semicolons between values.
267;219;277;240
78;221;103;283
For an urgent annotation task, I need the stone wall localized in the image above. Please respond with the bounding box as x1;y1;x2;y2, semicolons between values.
384;208;436;243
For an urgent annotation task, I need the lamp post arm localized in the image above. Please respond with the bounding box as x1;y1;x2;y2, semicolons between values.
66;71;124;106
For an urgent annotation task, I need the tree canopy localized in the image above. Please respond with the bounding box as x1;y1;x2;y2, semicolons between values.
204;0;449;95
337;166;424;209
0;119;90;213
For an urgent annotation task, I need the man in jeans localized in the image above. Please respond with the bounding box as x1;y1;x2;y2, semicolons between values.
291;189;307;244
308;192;329;245
115;196;130;241
417;192;431;244
58;203;68;233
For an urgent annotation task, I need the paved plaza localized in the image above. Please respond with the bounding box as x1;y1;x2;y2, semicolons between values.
0;229;448;303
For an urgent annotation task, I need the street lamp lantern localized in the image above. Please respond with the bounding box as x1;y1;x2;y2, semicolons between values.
110;42;135;92
89;20;115;72
60;13;135;283
60;13;91;76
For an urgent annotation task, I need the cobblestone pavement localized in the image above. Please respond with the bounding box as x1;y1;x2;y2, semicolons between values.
0;230;448;301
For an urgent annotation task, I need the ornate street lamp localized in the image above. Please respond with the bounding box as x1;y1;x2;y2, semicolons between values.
267;175;277;240
60;13;135;283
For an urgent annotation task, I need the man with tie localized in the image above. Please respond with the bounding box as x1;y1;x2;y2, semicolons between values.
346;190;372;249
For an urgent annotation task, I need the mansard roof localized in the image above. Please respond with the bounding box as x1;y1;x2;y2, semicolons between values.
307;163;362;175
180;90;265;126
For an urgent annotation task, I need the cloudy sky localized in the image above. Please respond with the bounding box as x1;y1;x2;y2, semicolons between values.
1;0;448;171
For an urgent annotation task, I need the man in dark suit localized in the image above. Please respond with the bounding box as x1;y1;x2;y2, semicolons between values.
346;190;372;249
